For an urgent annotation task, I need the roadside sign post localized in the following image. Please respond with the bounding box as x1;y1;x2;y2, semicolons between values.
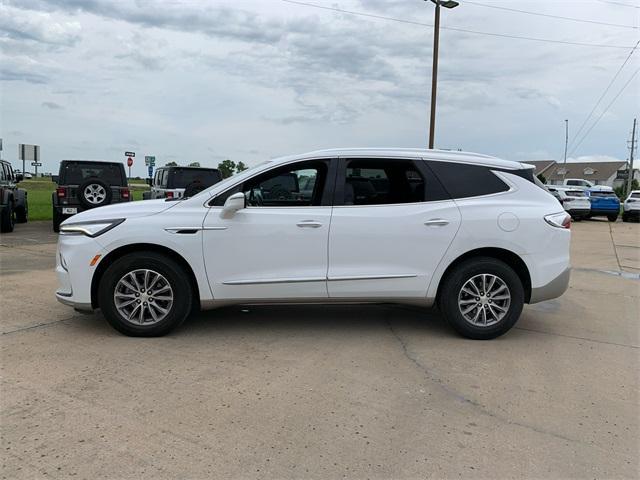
19;144;40;177
145;156;156;182
125;152;135;180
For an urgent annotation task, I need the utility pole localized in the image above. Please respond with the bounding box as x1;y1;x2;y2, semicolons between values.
627;118;636;196
561;119;569;182
426;0;459;149
563;119;569;164
428;3;440;150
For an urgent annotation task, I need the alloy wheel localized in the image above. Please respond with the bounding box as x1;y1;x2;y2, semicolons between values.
114;269;174;325
84;183;107;205
457;273;511;327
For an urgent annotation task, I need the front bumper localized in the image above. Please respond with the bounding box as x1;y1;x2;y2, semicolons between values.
55;233;105;311
529;267;571;304
55;292;94;312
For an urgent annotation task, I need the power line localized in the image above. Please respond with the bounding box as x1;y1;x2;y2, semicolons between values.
597;0;640;9
569;68;640;156
281;0;636;49
568;39;640;152
465;0;638;29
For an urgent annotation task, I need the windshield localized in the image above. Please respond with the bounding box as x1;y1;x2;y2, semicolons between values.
590;191;617;198
631;193;640;199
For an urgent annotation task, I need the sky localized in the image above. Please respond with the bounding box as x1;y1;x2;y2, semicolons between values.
0;0;639;177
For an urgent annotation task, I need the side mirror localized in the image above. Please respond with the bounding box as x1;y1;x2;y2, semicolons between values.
146;178;152;186
220;192;246;218
15;174;23;183
52;175;59;183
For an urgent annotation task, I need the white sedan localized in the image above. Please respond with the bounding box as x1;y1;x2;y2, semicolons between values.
55;148;571;339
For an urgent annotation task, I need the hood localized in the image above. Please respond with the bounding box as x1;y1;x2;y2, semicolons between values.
61;199;177;225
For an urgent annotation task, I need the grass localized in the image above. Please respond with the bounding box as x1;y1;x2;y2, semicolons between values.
19;178;149;221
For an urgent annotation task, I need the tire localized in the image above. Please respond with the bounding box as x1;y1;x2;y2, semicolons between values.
622;213;629;223
15;200;28;223
78;177;112;209
607;214;618;222
52;207;62;232
0;202;15;233
98;252;194;337
438;257;524;340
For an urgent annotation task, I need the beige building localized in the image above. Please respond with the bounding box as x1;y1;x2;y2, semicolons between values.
526;160;639;187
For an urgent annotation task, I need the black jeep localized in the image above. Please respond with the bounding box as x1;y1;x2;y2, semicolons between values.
52;160;131;232
0;159;28;233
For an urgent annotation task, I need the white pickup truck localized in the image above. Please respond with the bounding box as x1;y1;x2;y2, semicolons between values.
561;178;595;190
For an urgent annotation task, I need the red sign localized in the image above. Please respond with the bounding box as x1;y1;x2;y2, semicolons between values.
127;157;133;167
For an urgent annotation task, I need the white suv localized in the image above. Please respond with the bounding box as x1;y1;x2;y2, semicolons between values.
623;190;640;222
55;149;571;339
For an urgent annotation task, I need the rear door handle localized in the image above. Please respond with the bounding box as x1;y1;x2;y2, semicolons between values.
424;218;449;227
297;220;323;228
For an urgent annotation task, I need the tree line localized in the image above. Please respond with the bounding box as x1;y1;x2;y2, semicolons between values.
163;160;248;178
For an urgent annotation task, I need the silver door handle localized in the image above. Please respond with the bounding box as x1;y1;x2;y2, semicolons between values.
297;220;322;228
424;219;449;226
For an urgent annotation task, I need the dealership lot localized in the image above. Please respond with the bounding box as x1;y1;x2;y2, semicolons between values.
1;221;638;478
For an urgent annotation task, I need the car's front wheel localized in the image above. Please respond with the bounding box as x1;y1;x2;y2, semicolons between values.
439;257;524;340
607;214;618;222
98;252;193;336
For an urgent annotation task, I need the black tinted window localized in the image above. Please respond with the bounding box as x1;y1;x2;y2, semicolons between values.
342;159;427;205
169;168;222;188
428;161;509;199
62;162;124;185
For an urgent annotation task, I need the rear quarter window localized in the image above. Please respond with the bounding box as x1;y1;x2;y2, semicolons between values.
426;161;510;199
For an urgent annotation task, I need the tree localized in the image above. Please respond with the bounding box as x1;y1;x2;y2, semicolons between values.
537;173;546;184
188;162;201;167
236;161;248;172
217;159;236;178
165;161;178;166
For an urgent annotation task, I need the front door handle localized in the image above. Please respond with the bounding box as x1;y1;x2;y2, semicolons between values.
297;220;322;228
424;218;449;227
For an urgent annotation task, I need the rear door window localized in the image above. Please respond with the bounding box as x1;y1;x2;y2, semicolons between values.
337;158;448;206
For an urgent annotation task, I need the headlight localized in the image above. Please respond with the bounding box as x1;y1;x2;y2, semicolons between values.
60;219;125;237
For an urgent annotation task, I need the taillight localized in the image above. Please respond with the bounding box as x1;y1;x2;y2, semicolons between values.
121;188;130;199
544;212;571;229
165;191;174;199
56;187;67;198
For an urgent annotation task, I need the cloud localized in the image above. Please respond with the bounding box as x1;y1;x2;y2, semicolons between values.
42;101;64;109
0;3;81;47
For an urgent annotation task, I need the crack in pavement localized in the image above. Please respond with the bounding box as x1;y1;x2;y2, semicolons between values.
514;326;639;348
384;317;603;449
1;316;78;335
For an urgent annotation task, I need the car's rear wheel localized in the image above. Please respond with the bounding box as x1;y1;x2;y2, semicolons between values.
98;252;193;337
0;203;15;233
607;214;618;222
439;257;524;340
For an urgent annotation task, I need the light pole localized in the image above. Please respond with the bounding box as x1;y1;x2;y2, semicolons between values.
426;0;459;149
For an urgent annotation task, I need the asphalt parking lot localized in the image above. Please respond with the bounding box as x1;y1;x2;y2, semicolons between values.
1;220;638;479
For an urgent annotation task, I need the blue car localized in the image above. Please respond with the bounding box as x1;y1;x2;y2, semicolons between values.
586;187;620;222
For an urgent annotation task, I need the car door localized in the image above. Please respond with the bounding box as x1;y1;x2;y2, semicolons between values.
327;157;461;299
202;158;336;300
